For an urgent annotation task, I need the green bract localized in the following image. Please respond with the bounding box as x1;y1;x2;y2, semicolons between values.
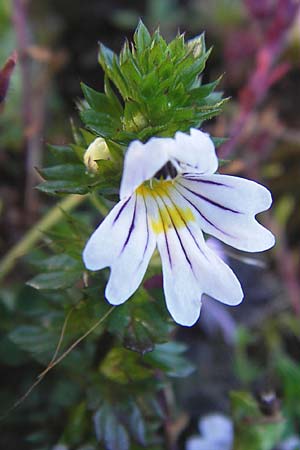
39;22;224;197
82;20;224;144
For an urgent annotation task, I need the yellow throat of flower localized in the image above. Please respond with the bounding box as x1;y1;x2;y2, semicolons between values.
137;179;195;234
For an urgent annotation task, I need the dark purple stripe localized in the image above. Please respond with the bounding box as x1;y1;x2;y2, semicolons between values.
185;223;209;262
179;181;241;214
174;184;234;238
158;195;194;272
182;175;230;187
113;196;132;225
120;197;137;253
170;218;194;271
164;234;172;268
161;187;209;262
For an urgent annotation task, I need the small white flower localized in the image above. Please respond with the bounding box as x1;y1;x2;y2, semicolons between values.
279;436;300;450
186;413;233;450
83;129;275;326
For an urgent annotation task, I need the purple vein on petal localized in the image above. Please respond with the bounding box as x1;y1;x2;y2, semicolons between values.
113;196;132;225
158;193;194;272
120;196;137;253
159;184;209;262
173;184;235;239
178;181;241;214
182;175;231;188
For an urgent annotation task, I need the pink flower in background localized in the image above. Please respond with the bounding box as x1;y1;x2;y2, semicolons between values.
0;51;17;107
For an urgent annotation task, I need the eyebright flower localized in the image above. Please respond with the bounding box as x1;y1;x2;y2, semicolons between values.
83;129;275;326
186;413;233;450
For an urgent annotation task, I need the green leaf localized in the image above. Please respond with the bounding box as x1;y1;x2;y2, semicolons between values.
29;254;79;271
179;49;212;88
134;20;151;53
104;76;124;115
27;270;81;290
108;290;171;355
119;55;143;91
127;403;146;445
276;356;300;420
98;43;115;72
81;83;122;118
80;109;121;138
168;33;185;59
234;327;261;383
189;77;222;101
144;342;195;378
104;411;129;450
100;347;152;384
63;402;89;446
37;180;90;195
94;404;129;450
9;325;55;356
124;320;154;355
38;164;86;181
47;144;79;163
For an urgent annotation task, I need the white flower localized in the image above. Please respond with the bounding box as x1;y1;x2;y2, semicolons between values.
51;446;68;450
83;128;275;326
279;436;300;450
186;413;234;450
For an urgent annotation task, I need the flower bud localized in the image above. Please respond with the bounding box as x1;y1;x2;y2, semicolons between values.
83;137;110;173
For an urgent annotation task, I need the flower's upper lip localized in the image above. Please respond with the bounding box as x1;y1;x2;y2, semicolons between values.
120;128;218;200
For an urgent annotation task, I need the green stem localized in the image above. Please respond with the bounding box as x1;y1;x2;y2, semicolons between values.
89;191;110;216
0;194;86;282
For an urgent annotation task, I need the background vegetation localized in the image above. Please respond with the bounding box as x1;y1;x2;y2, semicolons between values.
1;1;300;449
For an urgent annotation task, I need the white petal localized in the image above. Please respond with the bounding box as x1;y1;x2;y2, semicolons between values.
171;128;218;175
83;195;136;270
146;191;243;327
280;436;300;450
83;194;156;305
186;436;214;450
120;137;174;199
176;174;275;252
199;414;233;445
106;195;156;304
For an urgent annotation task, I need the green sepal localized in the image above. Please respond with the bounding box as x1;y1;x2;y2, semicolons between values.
81;82;123;119
133;19;152;54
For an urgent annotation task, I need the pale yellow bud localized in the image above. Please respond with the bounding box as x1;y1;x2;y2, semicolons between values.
83;137;110;173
